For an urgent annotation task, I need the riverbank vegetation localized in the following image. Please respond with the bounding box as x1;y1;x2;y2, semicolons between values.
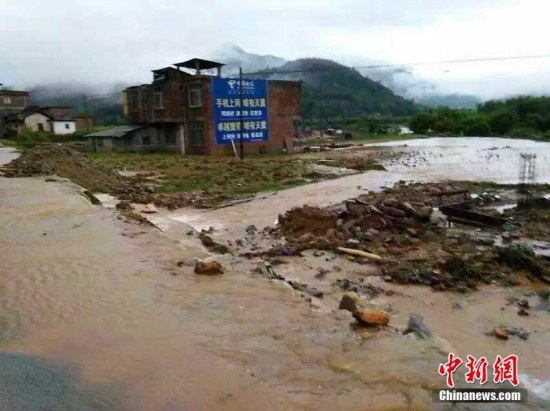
410;96;550;140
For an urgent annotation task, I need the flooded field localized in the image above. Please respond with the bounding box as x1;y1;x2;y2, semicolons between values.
1;139;550;410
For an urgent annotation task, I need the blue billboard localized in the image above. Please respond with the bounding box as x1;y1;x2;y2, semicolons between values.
212;77;269;145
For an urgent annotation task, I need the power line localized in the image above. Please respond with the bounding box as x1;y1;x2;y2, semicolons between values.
243;53;550;76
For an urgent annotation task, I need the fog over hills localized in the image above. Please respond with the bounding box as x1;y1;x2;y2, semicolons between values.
27;45;482;121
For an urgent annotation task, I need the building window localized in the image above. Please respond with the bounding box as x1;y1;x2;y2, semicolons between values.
191;122;204;146
131;91;138;110
38;123;44;131
154;89;164;109
165;133;176;145
188;84;202;108
65;123;70;129
3;97;11;105
142;136;151;145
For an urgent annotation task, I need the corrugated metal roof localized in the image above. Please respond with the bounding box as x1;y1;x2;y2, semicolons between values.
85;125;145;138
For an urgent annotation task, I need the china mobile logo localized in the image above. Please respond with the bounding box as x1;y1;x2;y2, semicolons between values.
438;353;519;387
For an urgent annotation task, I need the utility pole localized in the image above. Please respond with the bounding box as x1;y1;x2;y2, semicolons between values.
239;67;244;160
82;94;88;114
82;94;90;133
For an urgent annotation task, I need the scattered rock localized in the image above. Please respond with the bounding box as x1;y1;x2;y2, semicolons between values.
453;300;469;309
518;299;530;309
518;308;529;317
245;224;258;235
314;268;329;279
404;313;432;339
339;294;358;312
199;232;231;254
82;190;101;205
141;204;158;214
353;309;390;326
345;239;360;248
414;206;433;221
507;326;530;340
194;260;224;276
493;326;509;340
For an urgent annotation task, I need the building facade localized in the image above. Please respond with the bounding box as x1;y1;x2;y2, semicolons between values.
23;106;76;135
0;90;29;115
111;58;302;156
0;89;30;136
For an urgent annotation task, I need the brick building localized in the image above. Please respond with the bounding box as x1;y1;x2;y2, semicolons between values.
89;58;301;155
0;89;30;136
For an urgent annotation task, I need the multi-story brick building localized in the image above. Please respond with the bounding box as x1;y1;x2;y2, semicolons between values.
88;58;301;156
0;89;30;136
0;89;29;115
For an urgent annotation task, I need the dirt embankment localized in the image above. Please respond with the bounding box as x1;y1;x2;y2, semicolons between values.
1;145;141;194
0;145;210;208
269;181;550;291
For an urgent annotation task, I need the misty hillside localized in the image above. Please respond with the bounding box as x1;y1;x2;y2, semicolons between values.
258;58;416;119
29;84;126;126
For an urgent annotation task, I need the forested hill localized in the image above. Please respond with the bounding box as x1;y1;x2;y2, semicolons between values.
258;58;416;120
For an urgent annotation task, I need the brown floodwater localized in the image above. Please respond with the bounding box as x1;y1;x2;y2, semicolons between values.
1;141;550;410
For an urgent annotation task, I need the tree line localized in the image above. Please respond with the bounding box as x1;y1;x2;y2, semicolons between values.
410;96;550;140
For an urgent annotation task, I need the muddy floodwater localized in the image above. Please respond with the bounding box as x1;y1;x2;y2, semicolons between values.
1;139;550;410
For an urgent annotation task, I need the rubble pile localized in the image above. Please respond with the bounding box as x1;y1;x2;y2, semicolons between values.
275;181;447;255
272;181;550;291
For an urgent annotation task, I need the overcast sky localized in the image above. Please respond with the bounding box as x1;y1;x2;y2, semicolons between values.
2;0;550;99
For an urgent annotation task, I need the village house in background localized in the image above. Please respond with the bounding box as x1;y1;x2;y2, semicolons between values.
87;58;302;155
0;86;86;137
23;106;76;135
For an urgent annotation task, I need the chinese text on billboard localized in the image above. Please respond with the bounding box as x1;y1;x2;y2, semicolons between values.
212;78;269;145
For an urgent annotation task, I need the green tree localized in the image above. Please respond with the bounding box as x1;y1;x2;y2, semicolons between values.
410;113;436;134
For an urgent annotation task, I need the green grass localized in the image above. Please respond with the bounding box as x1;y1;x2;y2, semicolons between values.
88;145;394;205
90;151;319;199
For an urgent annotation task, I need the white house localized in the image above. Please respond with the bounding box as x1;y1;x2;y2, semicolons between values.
51;118;76;135
24;112;51;132
23;107;76;135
